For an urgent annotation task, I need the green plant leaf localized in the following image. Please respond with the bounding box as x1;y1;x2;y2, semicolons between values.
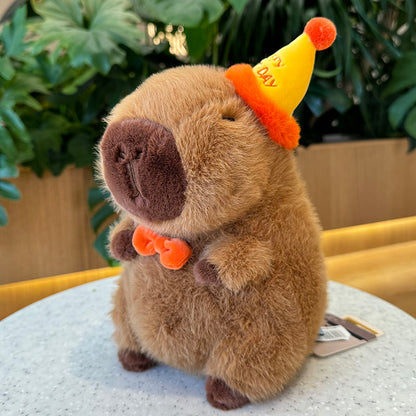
94;224;117;265
44;150;70;177
203;0;225;24
31;0;83;27
88;187;110;210
61;67;97;95
284;0;304;40
0;107;31;144
32;0;144;74
304;93;325;117
351;0;401;59
0;73;47;113
388;87;416;129
0;5;27;57
91;203;115;232
407;136;416;153
384;52;416;97
10;72;49;95
350;60;364;101
83;0;144;53
33;29;122;74
0;125;18;161
0;180;21;200
0;122;33;165
132;0;223;27
23;95;43;111
0;107;34;163
403;0;415;26
228;0;248;14
35;54;68;86
324;89;352;114
332;0;353;79
0;155;19;178
25;112;70;175
185;21;217;62
0;205;8;226
67;133;95;167
313;67;342;79
404;106;416;138
308;80;353;114
0;56;16;80
349;60;374;135
351;30;378;70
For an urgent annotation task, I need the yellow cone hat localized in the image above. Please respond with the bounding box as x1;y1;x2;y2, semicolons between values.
225;17;336;149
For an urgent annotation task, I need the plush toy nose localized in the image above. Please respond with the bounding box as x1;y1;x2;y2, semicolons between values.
100;118;187;222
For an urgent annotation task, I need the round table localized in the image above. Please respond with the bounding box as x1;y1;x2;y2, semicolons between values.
1;277;415;415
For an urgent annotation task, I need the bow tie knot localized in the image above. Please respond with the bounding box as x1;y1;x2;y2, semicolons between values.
132;225;192;270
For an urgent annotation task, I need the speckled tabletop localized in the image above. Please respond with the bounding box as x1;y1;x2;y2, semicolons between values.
1;277;415;416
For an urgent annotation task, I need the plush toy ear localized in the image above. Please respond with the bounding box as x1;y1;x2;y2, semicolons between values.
225;17;336;150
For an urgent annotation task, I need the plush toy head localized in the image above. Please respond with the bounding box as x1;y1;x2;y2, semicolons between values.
100;66;273;238
99;17;336;240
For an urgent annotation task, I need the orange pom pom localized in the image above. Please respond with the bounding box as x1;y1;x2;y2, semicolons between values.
304;17;336;51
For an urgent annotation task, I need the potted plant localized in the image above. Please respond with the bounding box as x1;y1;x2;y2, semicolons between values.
0;1;181;270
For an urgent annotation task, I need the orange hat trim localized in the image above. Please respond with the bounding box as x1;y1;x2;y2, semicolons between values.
225;63;300;150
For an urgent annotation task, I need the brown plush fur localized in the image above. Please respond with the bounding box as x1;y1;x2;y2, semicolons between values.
98;65;327;406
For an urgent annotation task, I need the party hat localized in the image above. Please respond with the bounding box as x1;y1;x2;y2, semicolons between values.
225;17;336;149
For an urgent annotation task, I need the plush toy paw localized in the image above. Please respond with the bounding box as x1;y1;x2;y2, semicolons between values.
194;259;221;286
118;349;158;372
110;229;137;261
205;376;250;410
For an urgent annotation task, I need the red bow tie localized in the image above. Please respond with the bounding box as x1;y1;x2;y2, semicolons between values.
132;225;192;270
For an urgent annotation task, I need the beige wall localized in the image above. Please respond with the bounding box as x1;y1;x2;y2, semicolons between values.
0;166;106;284
0;0;22;21
296;138;416;229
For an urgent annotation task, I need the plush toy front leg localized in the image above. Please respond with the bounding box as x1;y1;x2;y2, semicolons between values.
194;234;273;292
112;278;158;372
194;259;221;286
109;217;137;261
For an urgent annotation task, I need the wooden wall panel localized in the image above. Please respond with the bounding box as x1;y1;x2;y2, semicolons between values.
0;166;106;285
296;138;416;230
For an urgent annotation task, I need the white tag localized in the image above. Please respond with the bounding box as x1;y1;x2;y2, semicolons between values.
317;325;351;342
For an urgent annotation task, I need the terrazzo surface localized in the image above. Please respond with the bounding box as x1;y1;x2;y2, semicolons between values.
1;277;415;415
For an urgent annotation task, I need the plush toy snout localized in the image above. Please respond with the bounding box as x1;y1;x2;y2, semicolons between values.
100;118;187;222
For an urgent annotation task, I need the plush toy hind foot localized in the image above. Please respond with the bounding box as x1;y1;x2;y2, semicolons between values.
118;349;158;372
206;377;250;410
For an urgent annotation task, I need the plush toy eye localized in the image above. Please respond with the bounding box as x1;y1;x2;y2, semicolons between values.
222;116;235;121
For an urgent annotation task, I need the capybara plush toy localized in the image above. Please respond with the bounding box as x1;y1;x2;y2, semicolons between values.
99;18;336;410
